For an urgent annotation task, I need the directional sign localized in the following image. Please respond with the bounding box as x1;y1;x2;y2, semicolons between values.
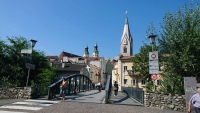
151;74;157;80
149;62;159;70
26;63;35;70
21;49;32;54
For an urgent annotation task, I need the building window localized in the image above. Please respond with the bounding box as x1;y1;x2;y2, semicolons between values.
131;79;136;86
141;80;146;85
124;66;127;71
157;80;161;85
124;79;127;84
124;46;127;53
132;66;134;71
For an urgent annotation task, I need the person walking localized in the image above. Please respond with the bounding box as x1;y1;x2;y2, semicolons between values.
96;81;101;92
114;81;119;97
188;88;200;113
60;77;67;100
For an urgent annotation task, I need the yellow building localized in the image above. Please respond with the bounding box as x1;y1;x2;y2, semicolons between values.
112;12;163;91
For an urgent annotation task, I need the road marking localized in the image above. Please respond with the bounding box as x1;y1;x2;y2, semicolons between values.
12;102;52;106
0;110;27;113
0;105;42;110
25;99;60;103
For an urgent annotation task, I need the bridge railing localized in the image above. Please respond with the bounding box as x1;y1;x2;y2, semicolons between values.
105;75;112;104
47;74;92;100
121;87;144;104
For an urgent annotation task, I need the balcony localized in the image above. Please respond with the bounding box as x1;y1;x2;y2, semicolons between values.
127;70;138;76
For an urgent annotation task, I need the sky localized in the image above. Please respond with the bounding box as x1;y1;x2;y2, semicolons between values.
0;0;199;59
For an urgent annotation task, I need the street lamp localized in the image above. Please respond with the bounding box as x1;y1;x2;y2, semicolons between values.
148;34;157;51
26;39;37;87
30;39;37;48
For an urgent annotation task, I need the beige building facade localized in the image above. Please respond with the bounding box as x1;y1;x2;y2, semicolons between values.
111;12;164;91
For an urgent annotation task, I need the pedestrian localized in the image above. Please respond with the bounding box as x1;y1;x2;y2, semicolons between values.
60;77;67;100
188;88;200;113
114;81;119;97
97;81;101;92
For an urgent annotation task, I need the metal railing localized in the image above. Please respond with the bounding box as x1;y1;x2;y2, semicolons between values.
105;75;112;104
47;74;92;100
121;87;144;104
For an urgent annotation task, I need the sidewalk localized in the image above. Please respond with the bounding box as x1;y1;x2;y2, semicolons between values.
109;91;184;113
64;90;105;103
0;99;25;106
109;91;142;106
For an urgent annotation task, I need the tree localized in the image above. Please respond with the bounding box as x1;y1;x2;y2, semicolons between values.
0;37;57;91
158;2;200;94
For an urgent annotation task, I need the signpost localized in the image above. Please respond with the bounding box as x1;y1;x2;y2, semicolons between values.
21;49;32;54
149;51;159;92
149;51;159;74
25;63;35;70
151;74;157;81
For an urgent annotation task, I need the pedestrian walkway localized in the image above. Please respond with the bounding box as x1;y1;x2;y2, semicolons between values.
0;90;185;113
0;99;60;113
63;90;105;103
109;91;142;106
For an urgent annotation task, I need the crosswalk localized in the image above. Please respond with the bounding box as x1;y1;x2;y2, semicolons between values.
0;99;60;113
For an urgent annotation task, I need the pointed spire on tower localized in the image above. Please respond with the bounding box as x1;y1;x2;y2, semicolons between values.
83;44;89;58
93;42;99;57
120;11;133;56
125;10;128;24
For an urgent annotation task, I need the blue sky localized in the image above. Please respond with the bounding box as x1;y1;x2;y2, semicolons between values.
0;0;199;59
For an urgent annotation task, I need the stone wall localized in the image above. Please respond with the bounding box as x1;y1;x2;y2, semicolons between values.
144;92;186;112
0;87;35;99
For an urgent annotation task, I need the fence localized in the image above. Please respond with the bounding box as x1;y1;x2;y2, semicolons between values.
121;87;144;104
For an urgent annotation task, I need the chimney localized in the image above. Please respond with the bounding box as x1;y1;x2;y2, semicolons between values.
62;63;65;68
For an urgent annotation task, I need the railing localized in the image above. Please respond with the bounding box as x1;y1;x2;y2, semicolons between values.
105;75;112;104
47;74;92;100
121;87;144;104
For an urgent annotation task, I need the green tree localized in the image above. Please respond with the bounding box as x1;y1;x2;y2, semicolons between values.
0;37;57;92
158;3;200;94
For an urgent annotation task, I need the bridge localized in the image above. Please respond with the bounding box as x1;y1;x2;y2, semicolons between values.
0;74;183;113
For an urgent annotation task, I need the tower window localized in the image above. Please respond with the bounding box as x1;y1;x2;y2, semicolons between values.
124;46;127;53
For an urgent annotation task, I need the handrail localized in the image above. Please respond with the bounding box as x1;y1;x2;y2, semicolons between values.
105;75;111;103
47;74;92;100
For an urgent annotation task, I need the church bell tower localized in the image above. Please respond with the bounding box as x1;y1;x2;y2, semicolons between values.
120;11;133;56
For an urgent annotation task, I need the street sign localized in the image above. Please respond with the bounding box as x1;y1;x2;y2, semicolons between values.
149;51;159;74
149;51;158;61
151;74;157;80
26;63;35;70
149;69;159;74
21;49;32;54
149;62;159;70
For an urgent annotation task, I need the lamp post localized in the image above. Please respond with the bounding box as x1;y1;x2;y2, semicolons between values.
148;34;157;92
26;39;37;87
148;34;157;51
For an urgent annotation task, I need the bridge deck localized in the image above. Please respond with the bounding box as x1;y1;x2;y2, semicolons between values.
0;90;184;113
